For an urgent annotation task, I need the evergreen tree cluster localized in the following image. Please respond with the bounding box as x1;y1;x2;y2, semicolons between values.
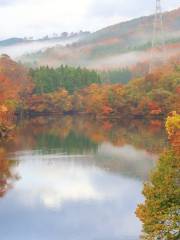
100;68;132;84
30;65;101;94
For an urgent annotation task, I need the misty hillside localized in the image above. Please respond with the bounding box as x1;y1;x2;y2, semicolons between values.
0;38;26;47
0;31;90;58
0;31;90;47
77;8;180;46
20;8;180;69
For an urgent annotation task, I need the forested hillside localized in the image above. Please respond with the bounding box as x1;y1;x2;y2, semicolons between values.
20;8;180;69
76;8;180;49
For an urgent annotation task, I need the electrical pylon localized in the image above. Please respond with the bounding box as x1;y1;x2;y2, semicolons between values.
149;0;166;73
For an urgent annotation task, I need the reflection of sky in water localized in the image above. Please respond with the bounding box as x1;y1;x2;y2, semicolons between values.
0;143;156;240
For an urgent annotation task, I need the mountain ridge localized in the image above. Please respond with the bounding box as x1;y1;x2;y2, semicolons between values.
17;7;180;69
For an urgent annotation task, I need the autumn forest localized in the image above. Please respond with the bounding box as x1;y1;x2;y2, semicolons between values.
0;2;180;239
0;55;179;125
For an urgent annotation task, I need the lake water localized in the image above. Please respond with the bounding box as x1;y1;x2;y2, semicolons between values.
0;116;167;240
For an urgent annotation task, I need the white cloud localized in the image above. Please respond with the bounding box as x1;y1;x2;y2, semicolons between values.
14;156;105;208
0;0;179;39
89;0;180;18
0;0;91;39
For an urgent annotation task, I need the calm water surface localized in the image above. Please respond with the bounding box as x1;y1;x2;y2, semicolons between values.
0;117;167;240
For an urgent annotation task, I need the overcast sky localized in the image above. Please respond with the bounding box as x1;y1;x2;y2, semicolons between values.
0;0;179;39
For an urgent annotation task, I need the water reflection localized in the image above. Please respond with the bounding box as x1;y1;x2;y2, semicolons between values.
97;143;157;180
0;148;18;198
0;151;144;240
0;116;167;240
3;116;167;154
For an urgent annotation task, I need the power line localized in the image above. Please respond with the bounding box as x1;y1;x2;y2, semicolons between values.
149;0;166;73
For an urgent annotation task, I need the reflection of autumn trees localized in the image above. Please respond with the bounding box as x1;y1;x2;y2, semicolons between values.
72;117;167;153
5;116;167;154
0;148;18;197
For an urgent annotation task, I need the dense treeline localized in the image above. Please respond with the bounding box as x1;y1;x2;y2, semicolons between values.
27;64;180;118
100;68;132;84
30;65;101;94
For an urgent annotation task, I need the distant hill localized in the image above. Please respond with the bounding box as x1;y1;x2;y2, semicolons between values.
0;38;26;47
0;31;90;58
20;8;180;70
0;31;90;47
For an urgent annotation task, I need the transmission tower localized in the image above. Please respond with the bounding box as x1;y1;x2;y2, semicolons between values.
149;0;166;73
